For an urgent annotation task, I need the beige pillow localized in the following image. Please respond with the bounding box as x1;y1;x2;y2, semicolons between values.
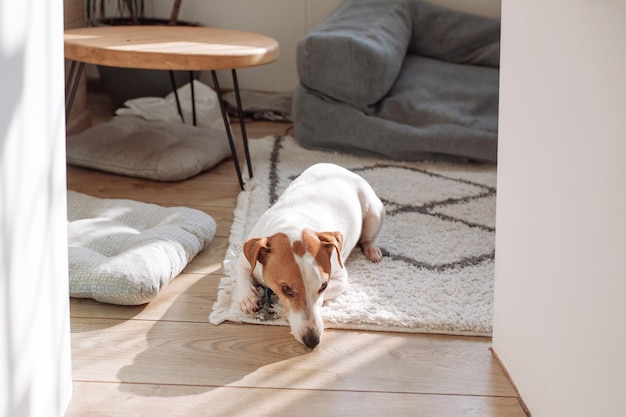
66;116;232;181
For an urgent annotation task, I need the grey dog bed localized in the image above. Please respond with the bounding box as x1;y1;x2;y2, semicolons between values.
293;0;500;162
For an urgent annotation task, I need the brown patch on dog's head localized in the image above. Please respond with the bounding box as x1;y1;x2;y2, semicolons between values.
301;228;344;272
243;233;306;313
292;239;306;257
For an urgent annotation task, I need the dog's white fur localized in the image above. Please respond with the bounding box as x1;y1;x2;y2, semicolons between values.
236;163;384;348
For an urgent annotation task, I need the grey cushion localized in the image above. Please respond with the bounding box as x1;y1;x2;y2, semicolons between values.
66;116;232;181
408;1;500;67
297;0;412;108
377;55;499;138
68;191;217;305
293;84;496;162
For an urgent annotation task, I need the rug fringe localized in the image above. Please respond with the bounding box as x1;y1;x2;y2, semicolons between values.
208;184;251;325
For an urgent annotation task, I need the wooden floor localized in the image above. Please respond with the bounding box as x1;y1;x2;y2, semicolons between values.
64;92;527;417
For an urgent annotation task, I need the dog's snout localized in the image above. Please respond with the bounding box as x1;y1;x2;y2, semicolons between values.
302;330;320;349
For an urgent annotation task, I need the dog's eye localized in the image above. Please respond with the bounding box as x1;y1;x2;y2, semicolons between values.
319;281;328;293
281;285;294;297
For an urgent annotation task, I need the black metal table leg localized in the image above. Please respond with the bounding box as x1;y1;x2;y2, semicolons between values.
66;61;77;98
231;69;253;181
211;70;245;190
169;70;185;123
169;71;197;125
65;61;84;123
189;71;197;126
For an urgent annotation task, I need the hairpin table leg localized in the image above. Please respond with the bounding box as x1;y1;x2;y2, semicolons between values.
65;61;84;123
189;71;197;126
211;70;245;190
169;71;185;123
231;69;253;181
169;71;197;125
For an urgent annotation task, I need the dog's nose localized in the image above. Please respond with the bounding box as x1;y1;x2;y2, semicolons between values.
302;331;320;349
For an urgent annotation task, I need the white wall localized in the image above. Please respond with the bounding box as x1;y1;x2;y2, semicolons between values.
154;0;314;92
493;1;626;416
0;1;73;416
152;0;501;92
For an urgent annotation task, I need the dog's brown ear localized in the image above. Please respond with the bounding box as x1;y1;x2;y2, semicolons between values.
317;231;344;269
242;237;270;272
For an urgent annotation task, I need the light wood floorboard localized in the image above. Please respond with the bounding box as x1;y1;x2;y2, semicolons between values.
65;92;525;417
69;381;526;417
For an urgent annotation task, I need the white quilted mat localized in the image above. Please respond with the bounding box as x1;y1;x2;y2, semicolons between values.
67;191;216;305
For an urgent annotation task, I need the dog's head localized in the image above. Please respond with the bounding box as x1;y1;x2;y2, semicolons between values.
243;228;344;348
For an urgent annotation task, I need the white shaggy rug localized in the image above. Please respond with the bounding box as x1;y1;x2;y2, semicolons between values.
210;136;496;336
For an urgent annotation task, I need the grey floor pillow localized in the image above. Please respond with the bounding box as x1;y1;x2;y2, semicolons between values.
66;116;232;181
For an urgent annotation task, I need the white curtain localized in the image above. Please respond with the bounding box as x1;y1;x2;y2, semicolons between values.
0;0;73;416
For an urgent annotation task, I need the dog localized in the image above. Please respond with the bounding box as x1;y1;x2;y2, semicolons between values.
236;163;385;348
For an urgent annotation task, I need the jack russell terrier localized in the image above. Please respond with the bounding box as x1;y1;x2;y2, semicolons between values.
236;163;385;348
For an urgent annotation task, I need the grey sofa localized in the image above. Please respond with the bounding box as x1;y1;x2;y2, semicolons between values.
293;0;500;163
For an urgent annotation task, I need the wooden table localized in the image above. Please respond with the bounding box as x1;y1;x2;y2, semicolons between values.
64;26;280;189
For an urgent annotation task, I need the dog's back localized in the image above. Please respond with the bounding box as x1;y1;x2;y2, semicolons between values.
247;163;377;258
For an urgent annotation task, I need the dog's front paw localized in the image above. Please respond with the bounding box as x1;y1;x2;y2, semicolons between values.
238;285;260;314
363;245;383;263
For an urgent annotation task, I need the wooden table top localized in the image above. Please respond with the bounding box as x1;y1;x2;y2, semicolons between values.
64;26;279;71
